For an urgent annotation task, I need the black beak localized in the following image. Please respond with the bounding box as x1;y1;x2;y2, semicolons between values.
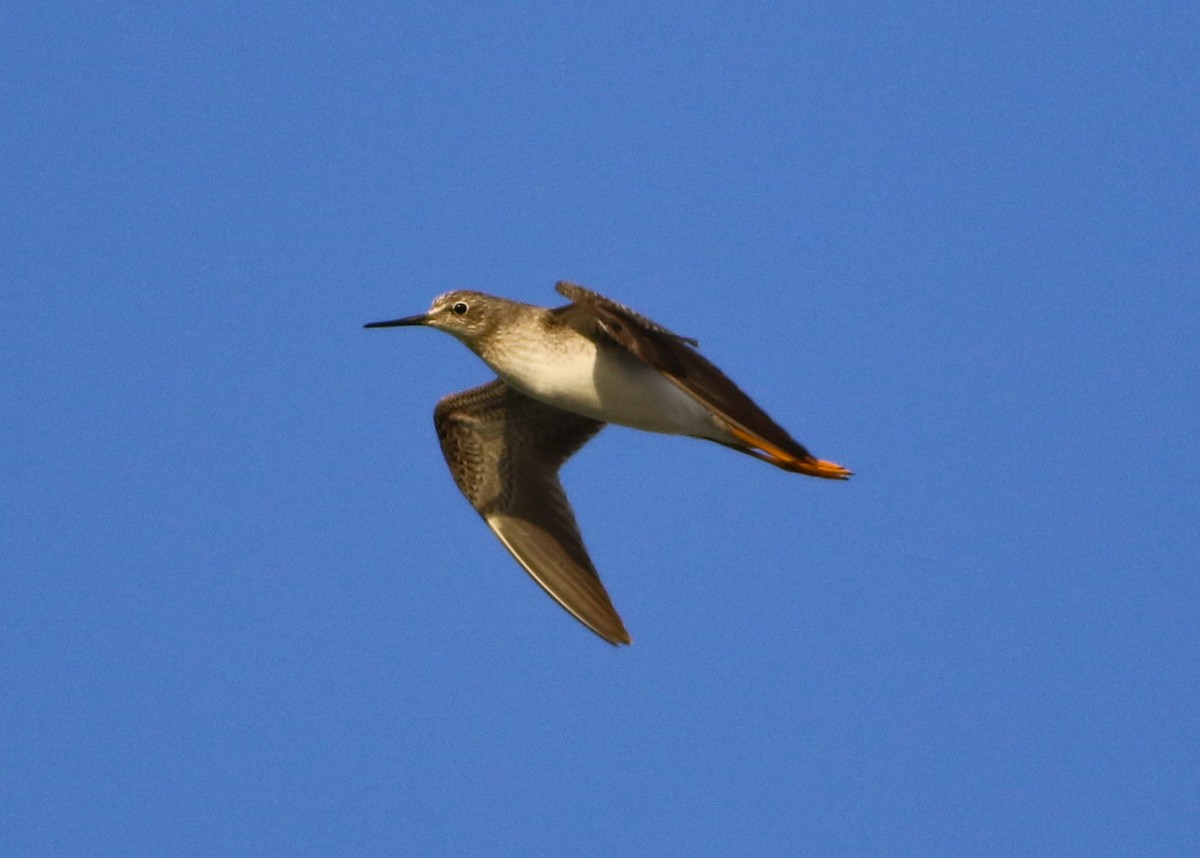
364;313;428;329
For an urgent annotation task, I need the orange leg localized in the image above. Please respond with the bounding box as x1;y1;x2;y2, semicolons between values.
726;425;852;480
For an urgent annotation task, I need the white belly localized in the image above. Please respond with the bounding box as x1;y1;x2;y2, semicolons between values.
489;337;722;439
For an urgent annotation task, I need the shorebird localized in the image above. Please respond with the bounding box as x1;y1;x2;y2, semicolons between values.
366;282;850;645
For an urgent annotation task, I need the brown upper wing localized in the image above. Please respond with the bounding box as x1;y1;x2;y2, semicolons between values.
433;379;629;645
554;281;819;464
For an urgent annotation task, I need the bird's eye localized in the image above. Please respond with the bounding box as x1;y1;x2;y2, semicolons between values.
451;301;469;316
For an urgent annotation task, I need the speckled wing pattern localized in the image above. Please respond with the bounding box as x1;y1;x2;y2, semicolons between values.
433;379;630;645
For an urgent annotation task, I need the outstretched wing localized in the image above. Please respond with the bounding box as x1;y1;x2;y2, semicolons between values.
555;282;850;478
433;379;630;644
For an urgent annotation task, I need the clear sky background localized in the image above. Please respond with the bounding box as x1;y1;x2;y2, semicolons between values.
3;4;1197;855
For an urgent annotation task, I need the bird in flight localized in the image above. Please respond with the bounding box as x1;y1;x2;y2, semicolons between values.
366;282;850;645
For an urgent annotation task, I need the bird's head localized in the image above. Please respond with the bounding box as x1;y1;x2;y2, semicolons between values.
365;290;499;349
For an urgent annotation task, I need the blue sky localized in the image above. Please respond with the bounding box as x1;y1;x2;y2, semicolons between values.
3;3;1197;855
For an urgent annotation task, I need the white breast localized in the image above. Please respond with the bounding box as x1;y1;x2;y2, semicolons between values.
485;329;722;439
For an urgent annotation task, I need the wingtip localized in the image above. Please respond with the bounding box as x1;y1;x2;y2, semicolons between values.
591;615;633;646
608;629;633;646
